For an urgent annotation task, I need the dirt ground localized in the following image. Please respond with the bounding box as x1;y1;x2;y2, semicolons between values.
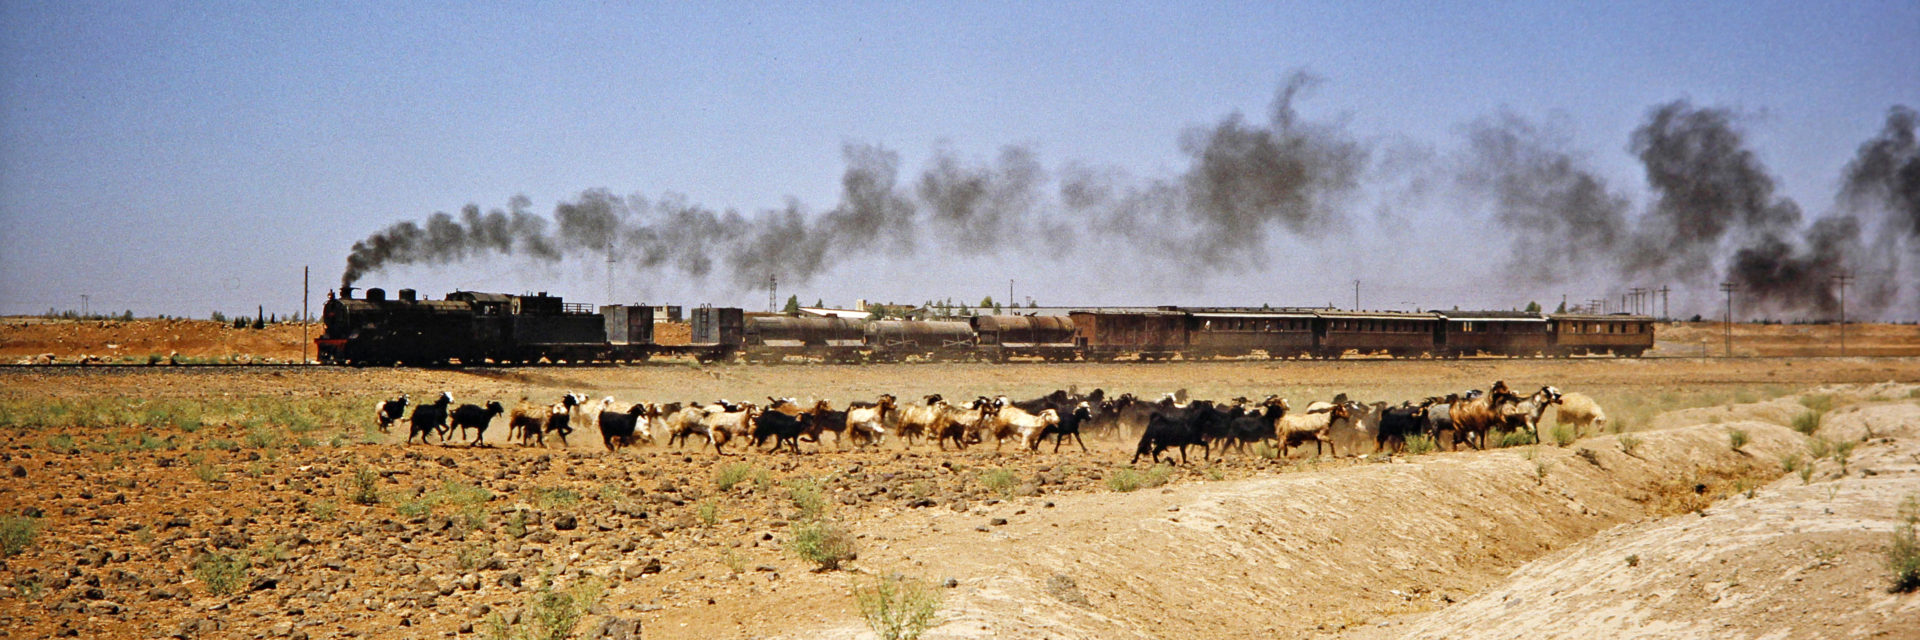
1;345;1918;638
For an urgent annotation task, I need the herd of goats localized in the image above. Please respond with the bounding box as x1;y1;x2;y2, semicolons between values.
370;381;1611;464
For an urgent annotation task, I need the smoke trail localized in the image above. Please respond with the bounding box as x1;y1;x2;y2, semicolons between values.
340;199;560;289
1625;101;1804;283
1177;71;1366;257
1458;111;1631;284
916;144;1046;246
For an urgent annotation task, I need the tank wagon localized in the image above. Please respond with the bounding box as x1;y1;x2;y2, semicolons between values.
317;286;1655;365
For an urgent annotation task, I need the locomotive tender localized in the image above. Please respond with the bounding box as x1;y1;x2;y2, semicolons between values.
317;287;1654;365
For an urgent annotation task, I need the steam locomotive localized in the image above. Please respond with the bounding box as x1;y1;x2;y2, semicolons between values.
316;287;1655;366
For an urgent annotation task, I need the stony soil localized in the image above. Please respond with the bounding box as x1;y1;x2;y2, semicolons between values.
0;358;1916;639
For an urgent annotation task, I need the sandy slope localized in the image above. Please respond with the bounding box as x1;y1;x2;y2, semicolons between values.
1379;399;1920;640
733;423;1799;640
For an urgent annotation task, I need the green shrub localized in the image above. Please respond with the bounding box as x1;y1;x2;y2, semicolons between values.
533;487;579;509
482;574;604;640
1808;438;1833;460
1403;434;1438;455
1550;424;1578;447
789;520;857;571
788;479;827;521
1106;464;1173;493
349;466;380;505
1617;434;1642;456
1791;411;1823;435
1780;454;1801;473
193;552;249;595
1800;394;1834;413
854;574;943;640
1889;495;1920;593
715;462;756;492
978;468;1019;497
41;434;76;455
245;426;284;449
1251;442;1281;459
307;500;338;522
0;515;42;557
1495;430;1535;448
696;499;719;527
191;454;224;483
1728;428;1750;451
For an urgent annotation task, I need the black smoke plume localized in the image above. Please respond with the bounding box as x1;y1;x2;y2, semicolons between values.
1458;112;1631;284
1625;101;1804;283
341;73;1367;291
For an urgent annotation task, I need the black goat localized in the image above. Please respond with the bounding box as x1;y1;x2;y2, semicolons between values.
1223;398;1287;455
1132;401;1223;465
1376;404;1430;453
1033;403;1094;453
598;402;651;452
752;410;814;454
374;394;408;434
406;392;454;444
450;401;505;446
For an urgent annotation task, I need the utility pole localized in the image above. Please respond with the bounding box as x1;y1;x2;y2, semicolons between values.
767;274;777;313
80;294;89;318
1009;279;1014;311
1719;282;1738;357
1657;286;1670;320
1831;271;1853;357
303;266;309;365
605;240;615;304
1629;287;1647;315
1354;280;1360;311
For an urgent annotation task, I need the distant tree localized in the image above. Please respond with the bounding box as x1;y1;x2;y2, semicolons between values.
1689;314;1703;322
993;303;1003;314
1028;300;1038;308
1525;301;1542;313
1555;301;1567;313
211;311;227;323
958;304;972;316
120;310;134;321
815;299;824;308
979;296;994;308
867;304;887;320
782;295;801;315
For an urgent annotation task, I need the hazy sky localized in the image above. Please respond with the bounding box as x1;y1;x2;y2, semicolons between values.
3;2;1915;319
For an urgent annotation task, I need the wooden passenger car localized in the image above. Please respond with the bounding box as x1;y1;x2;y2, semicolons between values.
1184;310;1317;358
1547;314;1655;356
1314;311;1440;357
1436;311;1551;357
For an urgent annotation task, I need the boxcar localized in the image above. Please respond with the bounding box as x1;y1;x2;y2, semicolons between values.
1436;311;1551;357
971;315;1078;361
1548;313;1655;356
1069;310;1188;360
1315;311;1440;357
1185;310;1317;358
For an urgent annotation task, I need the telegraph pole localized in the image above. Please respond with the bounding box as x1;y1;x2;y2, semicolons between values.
1657;285;1670;320
302;266;309;365
1629;287;1647;315
1719;282;1738;357
605;240;615;304
767;274;777;313
1354;280;1360;311
1831;271;1853;357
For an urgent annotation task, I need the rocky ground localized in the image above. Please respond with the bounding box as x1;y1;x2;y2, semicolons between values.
0;358;1917;639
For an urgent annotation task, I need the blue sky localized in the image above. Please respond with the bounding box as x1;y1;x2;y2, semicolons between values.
2;1;1915;319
